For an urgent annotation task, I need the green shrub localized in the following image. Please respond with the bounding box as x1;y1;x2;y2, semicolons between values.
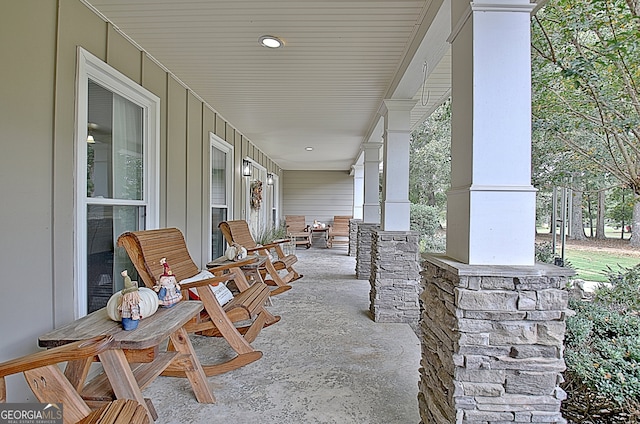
419;235;446;253
595;264;640;312
564;263;640;419
565;299;640;405
535;241;555;264
253;221;287;245
410;203;440;236
410;204;444;253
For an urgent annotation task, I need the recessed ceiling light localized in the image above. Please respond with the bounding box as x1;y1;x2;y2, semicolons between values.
305;147;314;151
259;35;284;49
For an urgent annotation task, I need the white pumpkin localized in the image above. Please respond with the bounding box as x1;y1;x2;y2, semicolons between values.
225;243;248;261
107;287;159;322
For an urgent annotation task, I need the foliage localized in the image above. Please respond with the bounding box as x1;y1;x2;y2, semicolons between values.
419;235;445;254
564;263;640;420
565;298;640;405
531;0;640;244
608;186;634;230
595;263;640;312
410;203;440;236
410;203;445;253
253;221;287;245
535;241;556;264
409;100;451;218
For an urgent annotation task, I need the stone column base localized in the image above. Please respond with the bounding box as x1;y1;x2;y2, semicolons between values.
418;255;572;424
356;223;379;279
348;219;361;257
369;229;421;329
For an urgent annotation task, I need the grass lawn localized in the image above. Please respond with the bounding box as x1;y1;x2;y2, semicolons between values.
565;249;640;282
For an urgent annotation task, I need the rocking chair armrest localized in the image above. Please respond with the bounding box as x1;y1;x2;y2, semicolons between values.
245;246;267;254
0;335;114;378
178;274;233;291
259;239;290;249
206;256;258;273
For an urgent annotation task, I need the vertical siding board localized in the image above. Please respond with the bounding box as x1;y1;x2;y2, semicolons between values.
215;114;226;140
141;54;168;226
233;131;242;219
185;92;203;259
106;26;141;84
166;77;188;229
202;107;216;265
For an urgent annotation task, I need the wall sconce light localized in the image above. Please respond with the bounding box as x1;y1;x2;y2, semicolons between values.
267;173;274;185
242;159;252;177
86;133;95;144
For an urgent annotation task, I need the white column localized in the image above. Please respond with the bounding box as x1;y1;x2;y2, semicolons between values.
447;0;536;265
380;99;416;231
352;164;364;220
362;143;382;224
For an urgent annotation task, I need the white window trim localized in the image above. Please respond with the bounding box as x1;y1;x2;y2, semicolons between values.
74;47;160;318
209;132;234;259
271;173;281;226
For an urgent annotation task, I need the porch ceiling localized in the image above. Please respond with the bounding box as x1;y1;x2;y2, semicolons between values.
82;0;540;171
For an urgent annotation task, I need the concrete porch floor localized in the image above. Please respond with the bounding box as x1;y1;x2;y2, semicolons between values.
143;246;421;423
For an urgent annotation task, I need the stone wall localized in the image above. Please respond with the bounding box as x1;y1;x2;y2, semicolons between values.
356;223;379;279
369;229;421;328
419;255;572;424
348;219;360;257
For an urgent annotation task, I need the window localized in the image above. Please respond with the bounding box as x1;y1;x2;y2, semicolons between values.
75;48;159;317
210;133;234;258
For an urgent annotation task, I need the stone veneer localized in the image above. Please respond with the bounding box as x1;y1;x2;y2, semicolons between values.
419;255;572;424
369;229;421;328
348;219;361;257
356;223;379;279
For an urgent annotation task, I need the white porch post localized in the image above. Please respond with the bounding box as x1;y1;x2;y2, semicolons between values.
362;142;382;224
380;99;416;231
419;4;569;423
352;164;364;220
447;0;537;265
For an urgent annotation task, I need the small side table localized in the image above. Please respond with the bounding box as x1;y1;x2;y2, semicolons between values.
207;255;272;304
38;301;214;422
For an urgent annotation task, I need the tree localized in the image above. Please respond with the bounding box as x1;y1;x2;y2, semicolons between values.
608;186;634;237
532;0;640;246
409;99;451;217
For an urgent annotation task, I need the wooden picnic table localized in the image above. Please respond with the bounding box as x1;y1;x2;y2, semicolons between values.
38;301;215;422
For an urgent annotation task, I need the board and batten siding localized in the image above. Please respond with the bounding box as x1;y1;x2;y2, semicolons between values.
283;171;353;226
0;0;283;396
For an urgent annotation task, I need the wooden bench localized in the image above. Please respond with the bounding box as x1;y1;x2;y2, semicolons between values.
117;227;279;376
0;335;150;424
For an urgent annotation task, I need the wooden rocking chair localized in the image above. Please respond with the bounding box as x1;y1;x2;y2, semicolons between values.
117;228;280;377
285;215;312;249
219;220;302;296
0;335;150;424
327;215;351;248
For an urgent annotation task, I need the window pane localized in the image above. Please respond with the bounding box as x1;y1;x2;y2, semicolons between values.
211;146;226;205
211;207;227;258
86;204;145;313
87;80;143;200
